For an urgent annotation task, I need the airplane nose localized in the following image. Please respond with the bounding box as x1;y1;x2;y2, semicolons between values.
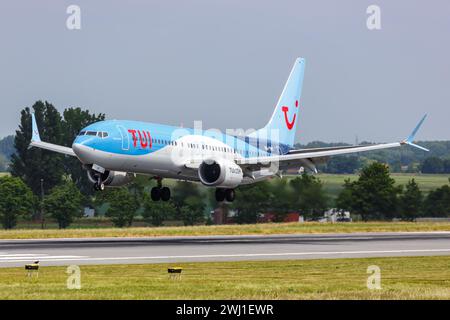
72;142;94;164
72;142;82;155
72;142;89;158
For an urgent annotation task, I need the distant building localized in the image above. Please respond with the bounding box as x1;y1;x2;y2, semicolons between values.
83;207;95;218
258;212;303;223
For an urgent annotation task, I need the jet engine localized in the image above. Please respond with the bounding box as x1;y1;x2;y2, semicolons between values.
87;169;134;188
198;159;243;188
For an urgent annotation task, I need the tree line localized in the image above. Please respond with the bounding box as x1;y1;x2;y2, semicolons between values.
2;161;450;229
0;175;208;229
231;163;450;223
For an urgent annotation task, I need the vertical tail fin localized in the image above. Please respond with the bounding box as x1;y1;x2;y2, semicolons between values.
256;58;305;147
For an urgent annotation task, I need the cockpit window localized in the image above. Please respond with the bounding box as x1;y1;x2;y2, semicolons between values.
78;131;108;138
94;132;109;138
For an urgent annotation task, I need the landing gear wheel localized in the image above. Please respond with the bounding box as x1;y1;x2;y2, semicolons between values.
151;187;161;201
225;189;235;202
160;187;171;201
94;182;105;191
215;188;226;202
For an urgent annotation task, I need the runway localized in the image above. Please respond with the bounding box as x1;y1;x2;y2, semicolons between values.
1;232;449;267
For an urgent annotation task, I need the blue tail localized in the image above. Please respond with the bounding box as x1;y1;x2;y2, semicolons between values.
256;58;305;147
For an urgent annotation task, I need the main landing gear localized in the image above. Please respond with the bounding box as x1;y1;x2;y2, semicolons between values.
215;188;235;202
151;177;171;201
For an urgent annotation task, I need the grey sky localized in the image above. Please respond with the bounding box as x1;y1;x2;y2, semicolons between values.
0;0;449;143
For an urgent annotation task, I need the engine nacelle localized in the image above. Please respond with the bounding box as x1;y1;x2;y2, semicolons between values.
198;159;243;188
87;170;134;187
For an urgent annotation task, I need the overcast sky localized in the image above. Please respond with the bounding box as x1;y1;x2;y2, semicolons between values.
0;0;449;143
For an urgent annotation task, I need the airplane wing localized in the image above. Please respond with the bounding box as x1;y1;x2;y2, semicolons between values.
29;113;77;157
237;115;429;172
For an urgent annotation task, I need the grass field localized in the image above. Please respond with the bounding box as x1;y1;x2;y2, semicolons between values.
0;256;449;299
0;221;449;239
316;173;450;198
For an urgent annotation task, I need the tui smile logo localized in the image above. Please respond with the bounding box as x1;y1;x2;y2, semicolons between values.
281;100;298;130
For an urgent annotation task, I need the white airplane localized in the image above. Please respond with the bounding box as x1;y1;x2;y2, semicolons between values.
30;58;428;202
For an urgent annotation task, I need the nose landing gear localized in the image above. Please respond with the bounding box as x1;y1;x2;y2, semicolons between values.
93;173;105;191
94;182;105;191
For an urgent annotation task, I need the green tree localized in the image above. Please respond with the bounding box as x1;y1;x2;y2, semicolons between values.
290;174;329;219
0;135;15;160
443;159;450;174
232;182;271;224
180;196;205;226
128;175;150;212
143;196;176;226
324;156;361;174
0;154;8;172
399;179;423;221
172;181;202;208
0;176;34;229
421;157;444;174
10;101;65;195
172;181;205;222
423;185;450;217
105;188;138;227
44;180;82;228
335;179;354;213
269;179;294;221
336;162;401;221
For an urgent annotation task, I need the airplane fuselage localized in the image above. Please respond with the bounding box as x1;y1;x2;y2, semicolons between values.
72;120;290;185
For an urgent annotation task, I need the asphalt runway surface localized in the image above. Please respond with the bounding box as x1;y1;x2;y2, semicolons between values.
1;232;450;267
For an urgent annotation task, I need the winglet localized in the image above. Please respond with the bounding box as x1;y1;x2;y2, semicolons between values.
401;114;429;151
31;113;41;142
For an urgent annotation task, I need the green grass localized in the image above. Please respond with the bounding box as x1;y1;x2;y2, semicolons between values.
316;173;450;198
1;256;449;299
0;221;449;239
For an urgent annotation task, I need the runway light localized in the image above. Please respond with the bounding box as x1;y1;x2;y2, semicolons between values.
168;267;183;280
25;261;40;278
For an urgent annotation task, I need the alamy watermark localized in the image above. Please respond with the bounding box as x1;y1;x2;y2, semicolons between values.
366;265;382;290
66;5;81;30
66;265;81;290
366;5;381;30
